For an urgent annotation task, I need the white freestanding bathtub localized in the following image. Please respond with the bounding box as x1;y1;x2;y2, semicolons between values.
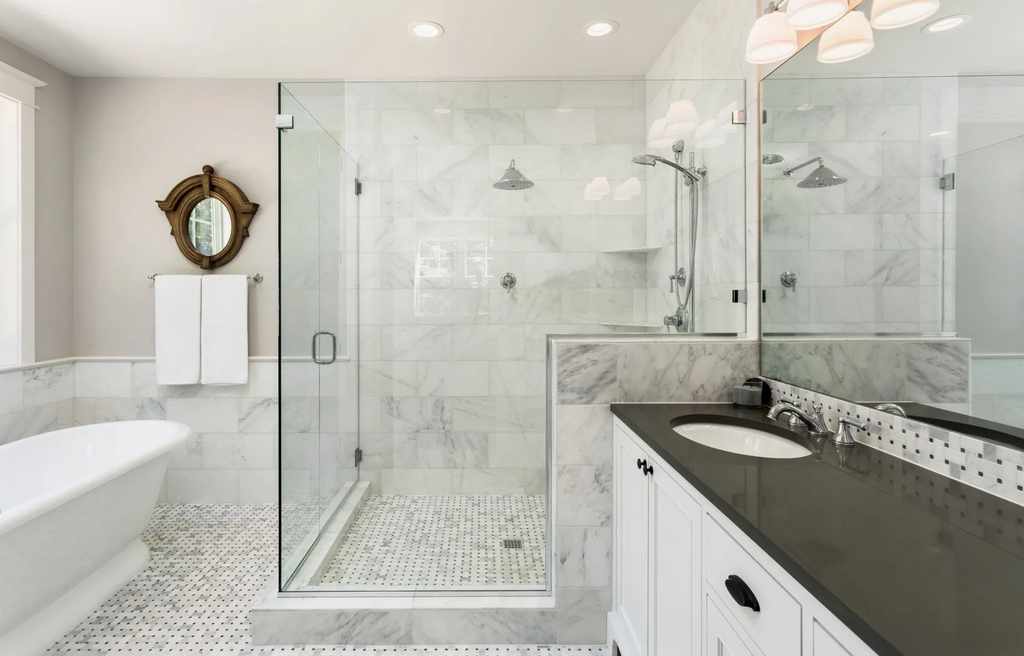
0;420;191;655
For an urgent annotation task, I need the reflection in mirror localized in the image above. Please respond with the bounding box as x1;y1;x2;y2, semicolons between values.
188;198;232;256
759;0;1024;450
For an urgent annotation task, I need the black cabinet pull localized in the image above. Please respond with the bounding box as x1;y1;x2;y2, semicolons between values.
725;575;760;612
637;458;643;470
643;463;653;476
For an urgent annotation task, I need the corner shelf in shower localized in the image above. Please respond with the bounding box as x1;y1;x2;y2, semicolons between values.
600;322;666;330
600;246;662;254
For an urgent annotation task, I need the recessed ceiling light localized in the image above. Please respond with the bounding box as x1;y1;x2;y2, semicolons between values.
923;14;971;33
584;20;619;37
409;21;444;38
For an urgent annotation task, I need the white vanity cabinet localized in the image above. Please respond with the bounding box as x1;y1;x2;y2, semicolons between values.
609;419;877;656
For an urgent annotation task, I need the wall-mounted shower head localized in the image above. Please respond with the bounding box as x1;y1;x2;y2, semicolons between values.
783;157;847;188
493;160;534;191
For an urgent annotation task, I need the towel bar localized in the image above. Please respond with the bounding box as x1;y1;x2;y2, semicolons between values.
148;273;263;283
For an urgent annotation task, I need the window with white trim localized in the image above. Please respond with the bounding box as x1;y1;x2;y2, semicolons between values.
0;61;43;366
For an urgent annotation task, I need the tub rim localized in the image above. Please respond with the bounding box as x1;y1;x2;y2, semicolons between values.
0;420;192;537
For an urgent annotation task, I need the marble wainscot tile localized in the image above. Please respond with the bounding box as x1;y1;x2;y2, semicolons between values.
22;362;73;407
904;340;971;403
411;609;557;644
557;586;613;644
556;527;612;587
75;361;132;397
166;397;239;433
91;398;167;422
555;343;619;405
0;404;58;445
557;465;612;527
618;342;758;403
0;370;24;414
130;361;202;398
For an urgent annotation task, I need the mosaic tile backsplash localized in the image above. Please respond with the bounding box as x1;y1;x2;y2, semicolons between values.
765;378;1024;508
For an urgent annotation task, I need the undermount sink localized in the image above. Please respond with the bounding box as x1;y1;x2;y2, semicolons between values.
672;422;812;459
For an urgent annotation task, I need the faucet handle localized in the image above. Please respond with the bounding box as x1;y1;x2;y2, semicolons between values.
832;416;866;447
810;401;823;415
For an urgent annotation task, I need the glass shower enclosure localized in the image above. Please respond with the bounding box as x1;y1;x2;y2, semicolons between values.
278;78;746;594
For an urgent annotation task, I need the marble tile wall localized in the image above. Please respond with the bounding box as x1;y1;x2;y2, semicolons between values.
342;80;651;495
761;76;958;333
645;0;761;337
0;361;75;446
764;378;1024;508
761;337;971;406
550;336;759;643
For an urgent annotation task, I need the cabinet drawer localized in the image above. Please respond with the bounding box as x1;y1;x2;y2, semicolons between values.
705;516;801;656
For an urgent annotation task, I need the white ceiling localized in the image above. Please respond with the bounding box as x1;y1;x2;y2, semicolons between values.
773;0;1024;78
0;0;699;79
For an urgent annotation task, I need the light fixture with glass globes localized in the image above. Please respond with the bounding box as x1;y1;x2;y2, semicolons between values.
870;0;940;29
583;20;619;37
817;10;874;63
785;0;849;30
408;21;444;38
745;6;799;64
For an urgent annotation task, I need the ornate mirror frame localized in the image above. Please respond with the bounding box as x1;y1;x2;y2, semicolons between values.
156;165;259;269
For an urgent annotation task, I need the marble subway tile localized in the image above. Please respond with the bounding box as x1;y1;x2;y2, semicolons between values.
489;361;546;397
411;610;556;644
555;404;613;466
166;469;239;503
452;468;525;494
846;105;920;142
381;469;453;495
91;398;167;422
166;397;239;433
618;343;758;403
416;145;489;181
487;432;545;469
238;397;279;433
393;432;489;469
202;433;276;469
380;110;452;145
525;109;597;144
0;370;24;414
451;326;526;361
417;361;489;397
0;404;58;445
557;466;612;527
382;396;452;433
556;527;612;587
487;80;560;109
556;587;612;644
415;81;488;110
453;109;524;145
22;363;74;408
555;343;619;405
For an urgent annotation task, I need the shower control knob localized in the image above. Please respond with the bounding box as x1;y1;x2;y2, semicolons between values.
500;272;516;294
781;271;797;290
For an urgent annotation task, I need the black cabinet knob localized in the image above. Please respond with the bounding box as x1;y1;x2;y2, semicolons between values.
637;458;643;470
643;463;653;476
725;575;760;612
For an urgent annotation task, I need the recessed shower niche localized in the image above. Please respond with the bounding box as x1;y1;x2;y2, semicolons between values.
277;78;747;594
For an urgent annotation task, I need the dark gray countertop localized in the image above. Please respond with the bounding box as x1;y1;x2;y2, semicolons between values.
611;402;1024;656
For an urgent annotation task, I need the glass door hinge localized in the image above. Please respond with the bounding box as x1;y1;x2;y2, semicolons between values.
354;448;363;466
732;289;748;303
731;110;747;125
275;114;294;130
354;178;363;196
939;173;955;191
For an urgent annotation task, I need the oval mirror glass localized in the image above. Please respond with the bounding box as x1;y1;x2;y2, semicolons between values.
188;198;233;256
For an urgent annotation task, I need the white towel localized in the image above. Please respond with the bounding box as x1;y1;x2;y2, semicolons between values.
200;275;249;385
155;275;202;385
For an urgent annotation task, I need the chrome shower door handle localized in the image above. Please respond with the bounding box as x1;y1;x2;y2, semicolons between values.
311;331;337;365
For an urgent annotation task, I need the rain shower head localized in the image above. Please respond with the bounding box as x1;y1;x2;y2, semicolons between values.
493;160;534;191
783;157;848;188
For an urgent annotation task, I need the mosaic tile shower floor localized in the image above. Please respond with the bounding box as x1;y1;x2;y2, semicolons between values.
314;495;546;590
45;504;590;656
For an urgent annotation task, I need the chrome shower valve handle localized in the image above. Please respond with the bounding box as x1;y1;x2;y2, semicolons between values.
499;272;516;294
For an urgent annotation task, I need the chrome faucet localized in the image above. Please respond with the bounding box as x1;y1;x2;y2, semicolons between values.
767;400;828;435
874;403;907;418
832;416;867;447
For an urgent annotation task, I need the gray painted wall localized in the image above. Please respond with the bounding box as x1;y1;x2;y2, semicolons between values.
0;35;74;360
72;78;279;356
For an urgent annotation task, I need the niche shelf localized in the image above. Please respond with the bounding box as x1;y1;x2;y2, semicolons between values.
600;246;662;254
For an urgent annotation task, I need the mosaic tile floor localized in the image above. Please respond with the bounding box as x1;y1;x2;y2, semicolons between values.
46;504;586;656
314;495;546;590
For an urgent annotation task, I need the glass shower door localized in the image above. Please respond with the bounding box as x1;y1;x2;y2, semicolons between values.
279;85;360;588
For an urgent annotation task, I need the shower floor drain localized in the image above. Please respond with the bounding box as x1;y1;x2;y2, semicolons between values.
503;539;524;549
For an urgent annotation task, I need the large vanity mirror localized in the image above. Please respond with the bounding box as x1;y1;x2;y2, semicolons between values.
760;0;1024;447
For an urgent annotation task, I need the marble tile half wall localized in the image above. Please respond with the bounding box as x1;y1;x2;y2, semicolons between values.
550;336;758;644
761;337;971;406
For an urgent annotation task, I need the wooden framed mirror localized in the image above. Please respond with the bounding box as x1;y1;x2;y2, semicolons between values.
156;165;259;269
